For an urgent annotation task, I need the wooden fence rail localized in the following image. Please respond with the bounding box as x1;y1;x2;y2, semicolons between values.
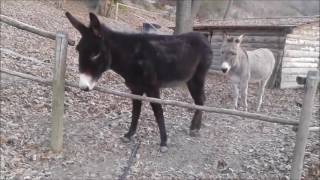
0;68;300;126
0;14;75;46
0;47;51;66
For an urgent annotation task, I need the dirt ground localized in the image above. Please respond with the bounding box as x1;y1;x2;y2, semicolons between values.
0;1;319;179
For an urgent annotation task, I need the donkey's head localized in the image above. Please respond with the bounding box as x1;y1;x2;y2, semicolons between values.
220;34;244;73
66;12;111;91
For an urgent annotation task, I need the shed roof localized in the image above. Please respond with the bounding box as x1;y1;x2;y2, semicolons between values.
193;16;320;31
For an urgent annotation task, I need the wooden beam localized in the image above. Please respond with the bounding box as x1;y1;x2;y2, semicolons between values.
309;127;320;132
0;47;51;66
50;32;68;152
0;68;299;126
280;81;303;89
286;34;320;41
1;68;52;85
210;35;285;43
284;49;320;58
282;62;318;68
211;31;285;36
282;57;319;63
0;14;75;46
284;44;319;52
282;67;318;74
292;126;320;132
291;70;319;179
286;38;320;46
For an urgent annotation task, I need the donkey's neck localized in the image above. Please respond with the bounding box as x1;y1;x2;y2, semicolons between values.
232;47;249;74
103;29;136;80
239;47;249;64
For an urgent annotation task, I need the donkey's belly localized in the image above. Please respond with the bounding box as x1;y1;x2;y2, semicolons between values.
160;73;193;87
160;79;189;88
249;77;262;83
247;49;275;83
158;66;196;88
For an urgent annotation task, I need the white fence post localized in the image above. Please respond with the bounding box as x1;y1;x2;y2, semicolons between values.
290;70;319;179
50;32;68;152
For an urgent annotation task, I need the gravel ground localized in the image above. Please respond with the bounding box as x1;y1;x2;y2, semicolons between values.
1;1;319;179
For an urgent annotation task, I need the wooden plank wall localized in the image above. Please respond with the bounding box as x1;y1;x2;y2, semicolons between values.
206;29;286;88
280;22;320;88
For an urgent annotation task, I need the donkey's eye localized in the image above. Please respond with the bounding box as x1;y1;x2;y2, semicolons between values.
91;52;101;61
221;51;224;54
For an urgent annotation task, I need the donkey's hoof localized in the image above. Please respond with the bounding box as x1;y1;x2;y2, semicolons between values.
160;146;168;153
120;136;131;143
189;129;200;137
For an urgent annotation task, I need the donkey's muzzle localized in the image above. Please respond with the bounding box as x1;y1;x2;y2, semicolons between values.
221;62;231;74
221;68;228;73
79;73;96;91
80;86;90;92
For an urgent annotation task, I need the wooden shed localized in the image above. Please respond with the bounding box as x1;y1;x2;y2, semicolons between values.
193;16;320;88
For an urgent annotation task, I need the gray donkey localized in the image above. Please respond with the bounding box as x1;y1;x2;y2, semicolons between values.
220;34;275;112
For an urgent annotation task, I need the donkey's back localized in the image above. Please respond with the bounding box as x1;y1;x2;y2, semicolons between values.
247;48;275;82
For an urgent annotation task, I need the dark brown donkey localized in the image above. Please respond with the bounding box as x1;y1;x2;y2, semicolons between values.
66;12;212;152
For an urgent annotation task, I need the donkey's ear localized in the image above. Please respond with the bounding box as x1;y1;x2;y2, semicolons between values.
65;12;87;34
223;32;228;40
235;34;245;44
89;13;102;38
223;32;233;43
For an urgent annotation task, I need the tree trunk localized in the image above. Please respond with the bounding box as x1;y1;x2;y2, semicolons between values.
191;0;202;20
223;0;233;20
105;0;115;17
175;0;202;35
175;0;192;34
96;0;112;17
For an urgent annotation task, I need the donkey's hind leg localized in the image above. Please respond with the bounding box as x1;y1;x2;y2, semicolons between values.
187;76;206;137
256;80;267;112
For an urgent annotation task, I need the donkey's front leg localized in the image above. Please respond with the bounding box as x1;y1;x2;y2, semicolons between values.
232;83;239;110
240;81;249;111
122;89;143;142
146;89;168;153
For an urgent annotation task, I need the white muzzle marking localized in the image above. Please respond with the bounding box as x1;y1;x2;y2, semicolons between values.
79;73;96;91
221;62;231;73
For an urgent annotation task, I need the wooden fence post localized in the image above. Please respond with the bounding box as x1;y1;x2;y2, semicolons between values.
115;2;119;20
50;32;68;152
290;70;319;179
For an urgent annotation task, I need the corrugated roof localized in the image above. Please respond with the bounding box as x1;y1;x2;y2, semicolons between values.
193;16;320;31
